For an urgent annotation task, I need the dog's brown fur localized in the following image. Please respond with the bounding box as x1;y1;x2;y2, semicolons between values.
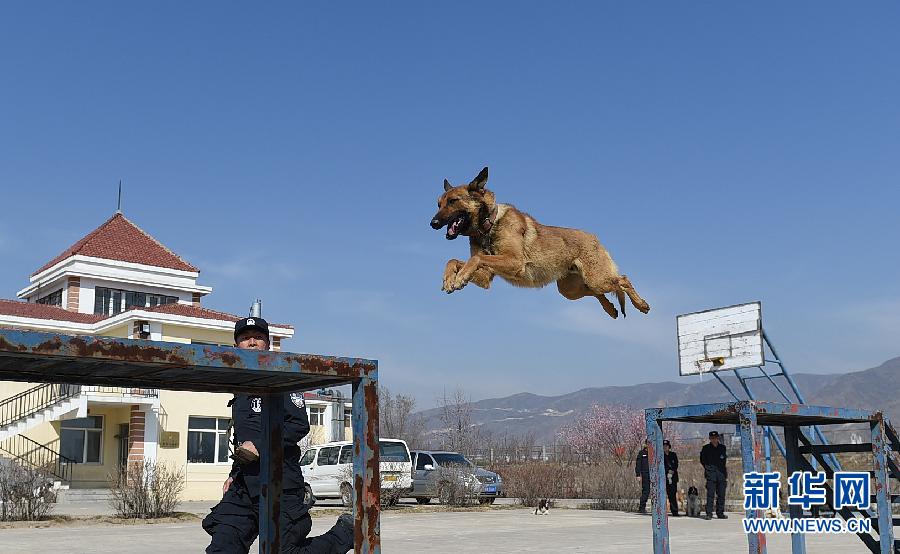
430;167;650;319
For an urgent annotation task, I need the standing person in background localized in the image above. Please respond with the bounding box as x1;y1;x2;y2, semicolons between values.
635;439;651;514
663;440;680;517
700;430;728;520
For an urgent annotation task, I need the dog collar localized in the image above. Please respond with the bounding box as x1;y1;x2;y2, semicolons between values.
480;204;499;235
477;204;500;254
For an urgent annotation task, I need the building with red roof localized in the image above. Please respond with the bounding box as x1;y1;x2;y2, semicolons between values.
0;212;350;501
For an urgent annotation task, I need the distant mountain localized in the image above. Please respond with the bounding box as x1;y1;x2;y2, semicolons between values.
417;357;900;444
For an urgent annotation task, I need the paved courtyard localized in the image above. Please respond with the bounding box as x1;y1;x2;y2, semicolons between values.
0;508;867;553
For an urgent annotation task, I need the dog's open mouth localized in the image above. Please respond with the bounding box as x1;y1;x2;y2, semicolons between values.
446;213;469;240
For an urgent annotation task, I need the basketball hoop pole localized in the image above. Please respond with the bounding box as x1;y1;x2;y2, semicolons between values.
761;331;840;469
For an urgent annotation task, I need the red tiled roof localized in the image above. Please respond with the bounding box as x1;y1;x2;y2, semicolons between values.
140;303;239;322
0;299;292;330
138;303;294;329
0;299;106;324
33;213;198;276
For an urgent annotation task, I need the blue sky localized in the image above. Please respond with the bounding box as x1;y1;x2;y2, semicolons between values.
1;3;898;408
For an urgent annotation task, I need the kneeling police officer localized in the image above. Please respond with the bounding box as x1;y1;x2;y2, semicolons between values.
203;316;354;553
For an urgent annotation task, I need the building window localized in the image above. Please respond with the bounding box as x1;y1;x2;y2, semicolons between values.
36;289;63;307
344;411;351;429
94;287;110;315
309;406;326;426
187;416;231;464
125;291;147;309
60;416;103;464
94;287;178;315
148;294;178;308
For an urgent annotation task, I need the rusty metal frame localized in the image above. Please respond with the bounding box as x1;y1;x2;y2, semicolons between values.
645;400;894;554
0;329;380;553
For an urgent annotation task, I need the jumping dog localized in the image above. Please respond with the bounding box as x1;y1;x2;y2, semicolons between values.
430;167;650;319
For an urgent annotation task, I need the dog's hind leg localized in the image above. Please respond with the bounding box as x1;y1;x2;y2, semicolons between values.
618;275;650;314
616;290;627;318
556;274;591;300
557;274;618;318
573;259;623;320
597;294;619;319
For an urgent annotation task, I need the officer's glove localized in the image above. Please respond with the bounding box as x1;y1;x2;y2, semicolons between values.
232;445;260;465
303;486;317;508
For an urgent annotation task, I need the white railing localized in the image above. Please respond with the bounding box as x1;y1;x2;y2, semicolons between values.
81;386;159;398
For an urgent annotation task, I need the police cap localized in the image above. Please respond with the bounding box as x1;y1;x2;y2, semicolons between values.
709;430;720;438
234;317;270;343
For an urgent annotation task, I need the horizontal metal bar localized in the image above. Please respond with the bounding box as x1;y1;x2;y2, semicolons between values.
755;403;875;421
799;443;872;454
650;401;877;424
0;329;375;394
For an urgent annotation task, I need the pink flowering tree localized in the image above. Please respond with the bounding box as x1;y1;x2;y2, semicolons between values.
559;404;675;466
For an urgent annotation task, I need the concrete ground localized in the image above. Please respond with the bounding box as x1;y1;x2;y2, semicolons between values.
48;496;571;517
0;508;868;553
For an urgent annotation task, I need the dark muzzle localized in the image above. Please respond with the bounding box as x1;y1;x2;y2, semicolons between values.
430;217;443;229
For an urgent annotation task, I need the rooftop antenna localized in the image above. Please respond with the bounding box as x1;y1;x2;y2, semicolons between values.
249;299;262;318
116;180;123;214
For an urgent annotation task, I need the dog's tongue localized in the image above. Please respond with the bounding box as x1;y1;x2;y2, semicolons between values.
448;220;459;236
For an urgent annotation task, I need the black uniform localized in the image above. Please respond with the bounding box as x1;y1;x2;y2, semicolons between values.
700;442;728;517
202;392;353;553
664;451;679;516
635;447;650;512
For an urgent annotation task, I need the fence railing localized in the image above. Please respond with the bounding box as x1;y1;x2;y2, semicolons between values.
82;386;159;398
0;383;81;429
0;433;74;482
467;429;870;466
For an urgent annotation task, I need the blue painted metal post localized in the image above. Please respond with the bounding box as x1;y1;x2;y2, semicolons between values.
870;414;894;554
259;393;285;554
783;426;807;554
645;408;669;554
738;404;767;554
734;369;789;461
352;371;381;553
764;427;772;473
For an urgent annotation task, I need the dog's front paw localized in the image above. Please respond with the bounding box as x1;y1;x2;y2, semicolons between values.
450;273;470;292
442;274;457;293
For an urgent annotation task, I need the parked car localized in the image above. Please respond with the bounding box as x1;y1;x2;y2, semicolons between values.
409;450;503;504
300;438;412;507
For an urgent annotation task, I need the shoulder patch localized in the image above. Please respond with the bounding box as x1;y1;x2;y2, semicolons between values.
250;397;262;413
290;392;305;408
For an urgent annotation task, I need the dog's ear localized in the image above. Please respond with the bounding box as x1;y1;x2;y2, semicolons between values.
443;179;452;192
467;166;489;191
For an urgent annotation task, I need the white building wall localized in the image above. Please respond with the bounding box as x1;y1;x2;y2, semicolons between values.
26;276;67;305
19;256;210;304
142;406;159;465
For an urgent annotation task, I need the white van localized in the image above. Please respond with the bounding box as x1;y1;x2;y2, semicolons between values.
300;438;412;506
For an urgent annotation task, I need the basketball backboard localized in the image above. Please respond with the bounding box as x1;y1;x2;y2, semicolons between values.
677;302;764;376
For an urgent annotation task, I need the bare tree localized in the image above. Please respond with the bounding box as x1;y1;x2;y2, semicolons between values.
299;426;328;449
438;387;478;455
379;385;425;449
